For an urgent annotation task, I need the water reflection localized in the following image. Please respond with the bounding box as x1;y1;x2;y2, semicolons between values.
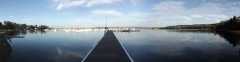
217;31;240;56
117;30;240;62
1;29;240;62
217;31;240;47
51;29;140;33
170;30;240;47
0;30;47;62
170;30;240;54
3;30;102;62
0;33;12;62
28;30;47;34
53;47;82;62
0;30;27;62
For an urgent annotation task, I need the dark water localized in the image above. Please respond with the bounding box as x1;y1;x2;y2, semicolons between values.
0;29;240;62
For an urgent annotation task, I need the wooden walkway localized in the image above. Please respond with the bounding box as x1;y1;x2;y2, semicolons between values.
82;30;133;62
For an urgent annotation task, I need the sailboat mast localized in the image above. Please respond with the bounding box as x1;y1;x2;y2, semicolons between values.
105;16;108;31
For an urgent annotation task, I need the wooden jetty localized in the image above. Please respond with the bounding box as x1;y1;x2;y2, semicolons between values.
82;30;133;62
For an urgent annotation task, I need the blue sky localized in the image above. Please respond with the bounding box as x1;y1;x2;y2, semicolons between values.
0;0;240;27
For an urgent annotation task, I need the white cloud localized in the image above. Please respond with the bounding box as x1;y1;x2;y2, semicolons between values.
152;1;186;15
52;0;146;10
129;0;144;5
86;0;123;7
148;1;239;27
91;10;124;16
53;0;124;10
54;0;87;10
50;0;240;27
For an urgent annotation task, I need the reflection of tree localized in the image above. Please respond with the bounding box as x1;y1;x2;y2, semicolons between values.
28;30;46;34
0;34;12;62
217;31;240;47
217;31;240;56
0;30;26;62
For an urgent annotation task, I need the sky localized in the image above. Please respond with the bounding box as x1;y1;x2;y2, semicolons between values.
0;0;240;27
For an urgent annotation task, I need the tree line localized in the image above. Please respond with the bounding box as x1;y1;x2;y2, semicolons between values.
0;21;50;30
214;16;240;31
161;16;240;31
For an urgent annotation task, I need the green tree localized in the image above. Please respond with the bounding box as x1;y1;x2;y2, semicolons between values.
38;25;49;30
3;21;17;29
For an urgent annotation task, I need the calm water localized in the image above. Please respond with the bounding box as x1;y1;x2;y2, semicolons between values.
0;29;240;62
